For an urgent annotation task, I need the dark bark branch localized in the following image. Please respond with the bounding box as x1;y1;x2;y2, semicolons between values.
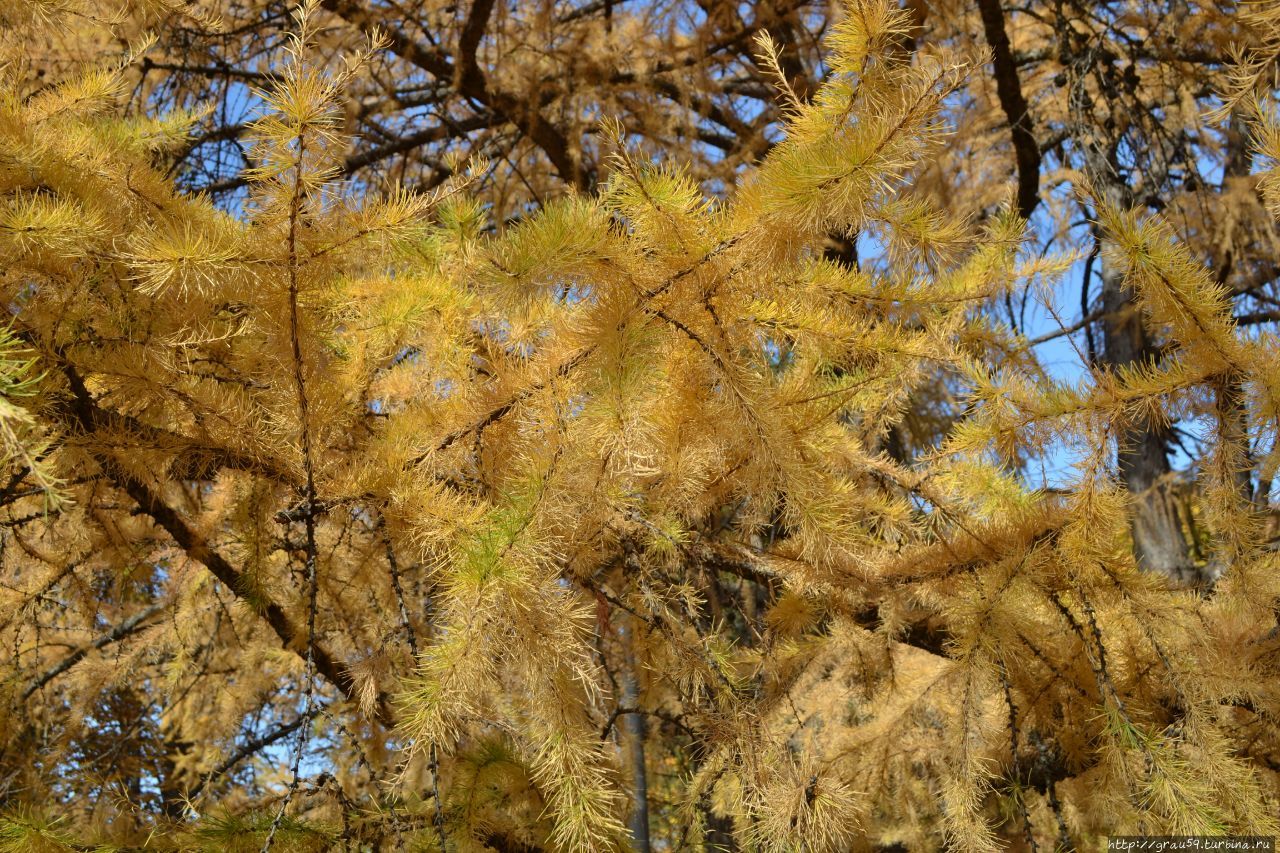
112;465;373;715
341;114;495;174
202;114;493;195
1234;309;1280;326
977;0;1042;219
1021;288;1280;350
23;603;164;699
77;398;289;483
140;58;272;82
455;0;497;92
319;0;588;189
422;347;595;458
187;708;320;800
57;362;391;724
1022;306;1108;348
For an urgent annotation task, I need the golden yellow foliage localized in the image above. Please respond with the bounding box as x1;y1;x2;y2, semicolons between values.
3;0;1280;850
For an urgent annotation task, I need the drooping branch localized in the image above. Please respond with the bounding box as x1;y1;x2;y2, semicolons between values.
110;462;376;715
56;361;391;724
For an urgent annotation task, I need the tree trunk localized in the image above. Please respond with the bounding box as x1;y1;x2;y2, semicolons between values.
620;624;651;853
1065;27;1198;582
1097;253;1197;581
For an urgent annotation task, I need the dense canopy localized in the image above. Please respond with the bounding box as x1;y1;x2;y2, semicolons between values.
4;0;1280;850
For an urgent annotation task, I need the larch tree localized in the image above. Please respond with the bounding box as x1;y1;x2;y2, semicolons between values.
3;0;1280;851
127;0;830;216
130;0;1280;586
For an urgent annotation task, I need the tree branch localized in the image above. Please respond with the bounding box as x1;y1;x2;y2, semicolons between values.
319;0;588;189
23;603;164;699
187;707;321;800
57;362;391;724
977;0;1042;219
